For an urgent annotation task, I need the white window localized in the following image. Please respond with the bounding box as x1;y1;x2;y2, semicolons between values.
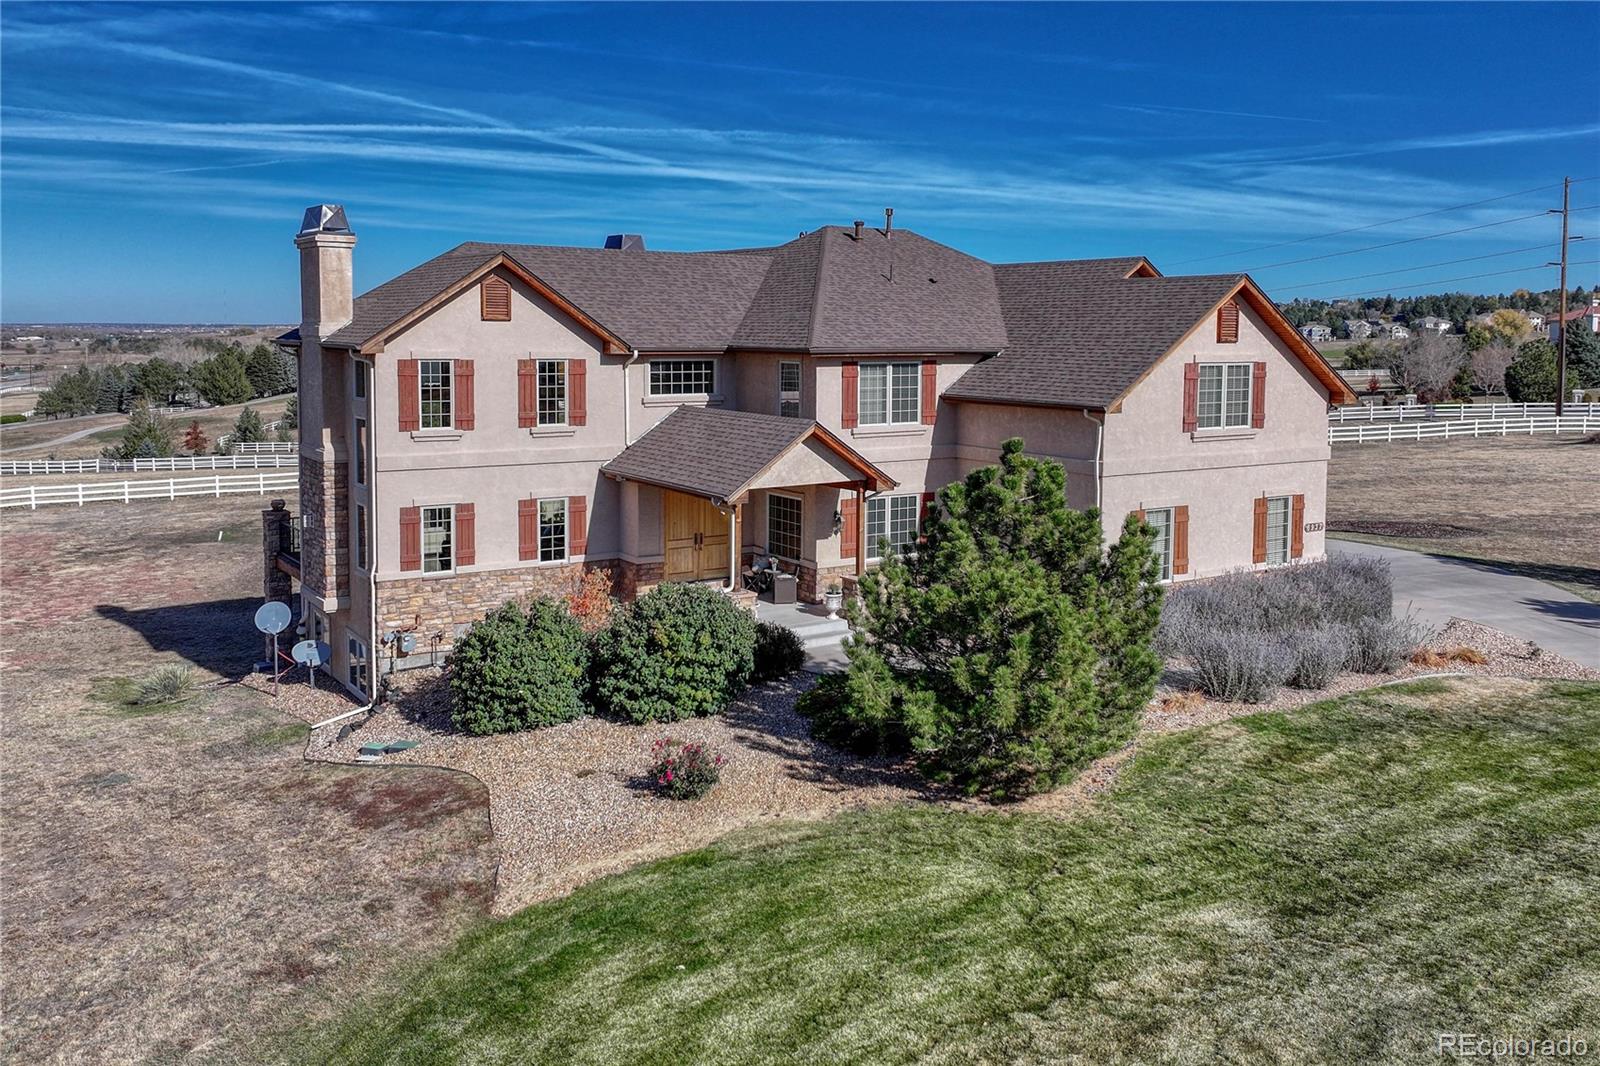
537;360;567;426
419;359;453;429
355;503;369;571
779;361;801;418
1144;507;1173;581
422;505;453;573
1196;363;1252;430
539;498;567;562
767;494;802;561
348;636;368;690
866;495;920;558
649;359;715;396
859;362;920;426
354;418;368;486
1265;495;1291;565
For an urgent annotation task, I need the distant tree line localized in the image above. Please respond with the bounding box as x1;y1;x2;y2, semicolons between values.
32;343;295;418
1280;286;1592;334
1364;322;1600;403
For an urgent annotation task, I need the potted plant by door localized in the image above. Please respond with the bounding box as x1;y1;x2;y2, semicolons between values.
822;581;844;620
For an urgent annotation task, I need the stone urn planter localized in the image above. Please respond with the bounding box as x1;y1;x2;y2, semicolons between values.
822;584;845;620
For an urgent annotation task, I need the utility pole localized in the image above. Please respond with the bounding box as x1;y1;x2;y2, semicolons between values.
1556;176;1570;416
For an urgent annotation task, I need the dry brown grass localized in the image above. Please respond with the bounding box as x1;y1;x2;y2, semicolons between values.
0;495;497;1064
1328;434;1600;600
0;396;292;460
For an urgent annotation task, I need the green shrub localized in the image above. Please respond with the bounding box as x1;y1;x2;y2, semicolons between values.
0;413;24;425
449;599;589;735
752;621;806;684
591;583;756;723
796;669;910;756
648;737;725;800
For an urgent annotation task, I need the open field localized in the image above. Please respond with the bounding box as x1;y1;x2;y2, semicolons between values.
293;676;1600;1065
0;495;497;1063
1328;434;1600;601
0;395;293;459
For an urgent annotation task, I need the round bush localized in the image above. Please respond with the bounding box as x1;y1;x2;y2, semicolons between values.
448;599;590;735
752;621;806;684
591;583;757;723
1187;629;1293;703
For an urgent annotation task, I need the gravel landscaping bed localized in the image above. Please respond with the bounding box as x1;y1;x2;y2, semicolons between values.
307;617;1597;911
308;670;926;915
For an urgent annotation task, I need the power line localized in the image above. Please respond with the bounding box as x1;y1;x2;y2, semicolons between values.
1170;175;1599;268
1323;259;1599;301
1272;244;1550;293
1242;210;1559;272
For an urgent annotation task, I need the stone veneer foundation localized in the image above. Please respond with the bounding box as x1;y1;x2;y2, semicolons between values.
377;559;619;649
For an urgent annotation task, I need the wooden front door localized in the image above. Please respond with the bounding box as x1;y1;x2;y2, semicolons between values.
663;490;730;582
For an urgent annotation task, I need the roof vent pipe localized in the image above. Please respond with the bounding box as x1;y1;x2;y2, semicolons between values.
853;219;864;240
884;207;894;239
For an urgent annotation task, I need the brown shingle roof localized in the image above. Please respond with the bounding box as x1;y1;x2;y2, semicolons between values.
601;407;890;503
945;268;1246;409
324;247;500;349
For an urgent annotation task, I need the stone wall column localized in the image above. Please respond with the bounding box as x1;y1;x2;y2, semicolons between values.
262;500;292;604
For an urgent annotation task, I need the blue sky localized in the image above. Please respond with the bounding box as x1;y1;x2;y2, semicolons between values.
2;2;1597;323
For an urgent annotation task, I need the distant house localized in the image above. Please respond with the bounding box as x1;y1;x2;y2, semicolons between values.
1298;323;1333;343
1412;315;1452;335
1525;312;1544;330
1547;298;1600;341
1383;323;1411;340
1344;319;1376;340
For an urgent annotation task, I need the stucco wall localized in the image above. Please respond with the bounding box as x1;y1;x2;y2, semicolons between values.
951;402;1101;510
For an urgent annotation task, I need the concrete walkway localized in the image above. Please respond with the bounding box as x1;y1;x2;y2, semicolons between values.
1330;539;1600;669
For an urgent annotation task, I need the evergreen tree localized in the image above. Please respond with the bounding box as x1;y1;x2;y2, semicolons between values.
189;352;253;406
35;365;97;417
244;343;294;397
94;366;128;414
131;358;184;406
280;396;298;430
1505;339;1558;402
839;438;1162;799
230;405;266;443
102;403;175;460
1563;321;1600;390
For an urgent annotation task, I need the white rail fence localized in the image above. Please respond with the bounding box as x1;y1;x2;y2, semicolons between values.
217;422;287;449
0;454;298;476
1330;402;1599;423
1;471;298;509
1329;415;1599;444
229;440;295;454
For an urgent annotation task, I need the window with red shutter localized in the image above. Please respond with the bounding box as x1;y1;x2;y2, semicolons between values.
481;275;511;321
399;506;421;571
569;359;587;427
397;359;420;432
1251;362;1266;428
1252;497;1269;564
840;362;859;429
568;495;588;556
518;499;538;561
454;360;475;430
455;503;475;567
839;495;857;559
1182;363;1199;433
517;359;537;428
1290;494;1305;558
920;360;937;425
1172;505;1189;575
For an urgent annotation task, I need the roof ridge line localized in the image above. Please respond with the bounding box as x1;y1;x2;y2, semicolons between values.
805;229;830;350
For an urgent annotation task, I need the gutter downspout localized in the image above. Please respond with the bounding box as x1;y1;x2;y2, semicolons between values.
623;348;641;445
1085;410;1104;511
313;355;380;731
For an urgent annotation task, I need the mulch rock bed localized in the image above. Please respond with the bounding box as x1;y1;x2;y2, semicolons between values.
304;617;1598;912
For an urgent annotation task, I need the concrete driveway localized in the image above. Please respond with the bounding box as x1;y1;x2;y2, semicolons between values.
1330;539;1600;669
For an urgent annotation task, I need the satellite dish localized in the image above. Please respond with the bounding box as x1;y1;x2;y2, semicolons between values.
254;601;292;635
291;640;331;667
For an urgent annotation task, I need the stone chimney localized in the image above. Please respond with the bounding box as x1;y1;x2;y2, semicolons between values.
295;204;356;340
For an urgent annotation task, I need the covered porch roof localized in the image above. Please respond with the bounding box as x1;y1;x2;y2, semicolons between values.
601;407;896;506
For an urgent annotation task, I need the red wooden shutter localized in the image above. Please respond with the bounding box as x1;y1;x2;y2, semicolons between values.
839;495;858;559
455;502;475;567
1290;494;1305;559
1218;301;1239;343
919;491;936;543
568;495;587;556
1182;363;1199;433
454;360;475;430
399;506;421;571
517;359;537;427
1134;508;1146;524
920;360;937;425
1172;505;1189;575
398;359;420;432
518;499;538;561
569;359;587;427
481;275;511;321
1252;497;1268;564
1251;362;1267;428
840;362;859;429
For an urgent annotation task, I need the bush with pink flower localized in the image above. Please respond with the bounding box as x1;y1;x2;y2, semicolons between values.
649;737;725;800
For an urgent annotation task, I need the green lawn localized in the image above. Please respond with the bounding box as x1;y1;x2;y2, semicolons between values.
290;680;1600;1065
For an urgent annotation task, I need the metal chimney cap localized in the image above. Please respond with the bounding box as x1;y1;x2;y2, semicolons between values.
299;204;351;236
604;233;646;251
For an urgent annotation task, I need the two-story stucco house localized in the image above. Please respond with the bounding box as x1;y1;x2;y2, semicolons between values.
269;205;1354;698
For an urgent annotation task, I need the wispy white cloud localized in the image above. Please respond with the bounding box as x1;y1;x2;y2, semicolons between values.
1107;103;1328;124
